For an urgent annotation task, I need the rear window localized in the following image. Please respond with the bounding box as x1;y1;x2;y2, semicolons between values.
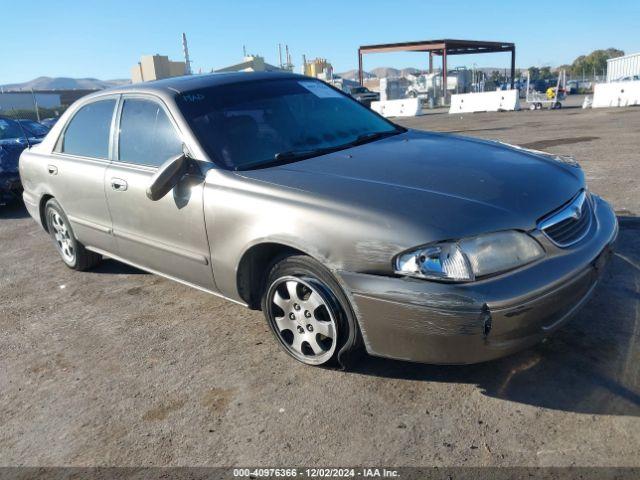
0;118;25;141
61;99;116;158
20;120;49;137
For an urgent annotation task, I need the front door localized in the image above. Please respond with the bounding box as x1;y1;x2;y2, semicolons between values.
105;95;215;290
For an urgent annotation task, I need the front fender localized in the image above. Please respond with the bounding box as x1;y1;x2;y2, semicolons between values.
202;169;419;302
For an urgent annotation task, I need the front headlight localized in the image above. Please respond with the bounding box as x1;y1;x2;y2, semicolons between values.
394;230;544;282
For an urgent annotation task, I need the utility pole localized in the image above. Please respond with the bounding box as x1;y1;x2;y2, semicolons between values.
182;33;192;75
285;45;291;71
30;88;40;122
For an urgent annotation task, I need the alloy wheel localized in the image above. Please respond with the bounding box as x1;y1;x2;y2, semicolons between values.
267;276;337;364
50;211;75;264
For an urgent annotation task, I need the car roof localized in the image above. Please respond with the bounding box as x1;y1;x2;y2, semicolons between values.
101;71;304;97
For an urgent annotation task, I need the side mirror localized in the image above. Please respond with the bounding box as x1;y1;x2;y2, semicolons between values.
146;153;189;201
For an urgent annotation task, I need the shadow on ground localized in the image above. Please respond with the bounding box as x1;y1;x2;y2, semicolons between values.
0;200;29;219
92;259;148;275
353;217;640;417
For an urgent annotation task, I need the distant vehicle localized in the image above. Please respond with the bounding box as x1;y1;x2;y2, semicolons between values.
566;80;578;94
17;119;50;138
0;117;42;203
406;73;441;98
349;86;379;106
533;79;550;93
40;117;59;129
616;75;640;82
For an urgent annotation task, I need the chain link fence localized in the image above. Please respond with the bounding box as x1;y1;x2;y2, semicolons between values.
0;91;65;123
0;89;92;125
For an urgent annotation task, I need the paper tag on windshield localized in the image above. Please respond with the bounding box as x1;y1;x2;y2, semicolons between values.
298;81;342;98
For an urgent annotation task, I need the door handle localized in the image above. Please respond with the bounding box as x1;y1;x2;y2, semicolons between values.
47;165;58;175
110;178;128;191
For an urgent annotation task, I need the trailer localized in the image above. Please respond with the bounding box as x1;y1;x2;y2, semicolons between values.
526;70;566;110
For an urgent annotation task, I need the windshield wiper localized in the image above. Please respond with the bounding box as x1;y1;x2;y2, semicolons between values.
235;128;406;171
235;145;346;171
274;146;344;161
350;129;401;146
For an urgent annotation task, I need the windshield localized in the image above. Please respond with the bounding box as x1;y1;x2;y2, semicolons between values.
0;118;26;141
19;120;49;137
177;78;400;170
351;87;369;94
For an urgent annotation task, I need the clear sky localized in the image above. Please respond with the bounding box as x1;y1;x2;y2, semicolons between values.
2;0;639;84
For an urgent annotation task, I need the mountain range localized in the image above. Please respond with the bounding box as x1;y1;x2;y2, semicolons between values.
1;77;130;91
2;67;524;91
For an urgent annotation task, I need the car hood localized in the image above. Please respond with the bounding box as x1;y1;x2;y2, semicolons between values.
239;130;584;240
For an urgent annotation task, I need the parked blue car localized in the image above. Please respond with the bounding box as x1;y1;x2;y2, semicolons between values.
0;117;42;203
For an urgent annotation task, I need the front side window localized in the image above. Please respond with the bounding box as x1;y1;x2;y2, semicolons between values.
118;98;183;167
176;78;400;170
61;99;116;158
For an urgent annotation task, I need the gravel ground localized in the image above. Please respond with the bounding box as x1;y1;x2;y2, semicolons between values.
1;100;639;468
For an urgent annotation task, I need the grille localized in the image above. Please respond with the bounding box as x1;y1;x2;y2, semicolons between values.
539;191;593;247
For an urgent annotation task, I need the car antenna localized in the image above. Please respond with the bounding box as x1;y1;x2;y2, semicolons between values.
14;118;32;149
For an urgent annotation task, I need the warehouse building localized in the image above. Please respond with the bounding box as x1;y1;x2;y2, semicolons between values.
131;54;187;83
607;53;640;82
214;55;284;73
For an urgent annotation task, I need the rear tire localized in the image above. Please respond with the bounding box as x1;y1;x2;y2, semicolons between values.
45;198;101;271
261;254;362;368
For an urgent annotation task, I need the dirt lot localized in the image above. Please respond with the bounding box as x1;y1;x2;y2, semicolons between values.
1;101;639;468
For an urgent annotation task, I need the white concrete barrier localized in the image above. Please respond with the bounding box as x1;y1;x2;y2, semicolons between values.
449;89;520;114
592;81;640;108
371;98;422;117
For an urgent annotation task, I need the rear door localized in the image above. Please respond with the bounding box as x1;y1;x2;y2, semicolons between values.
104;95;215;290
49;97;118;253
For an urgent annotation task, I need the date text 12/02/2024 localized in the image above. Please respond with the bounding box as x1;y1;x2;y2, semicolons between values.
232;468;400;478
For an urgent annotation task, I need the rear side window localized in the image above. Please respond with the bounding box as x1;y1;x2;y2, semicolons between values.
61;99;116;158
118;98;183;167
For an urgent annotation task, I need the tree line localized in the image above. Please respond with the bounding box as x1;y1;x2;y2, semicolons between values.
528;48;624;81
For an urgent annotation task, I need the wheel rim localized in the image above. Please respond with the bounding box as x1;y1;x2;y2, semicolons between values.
267;276;337;364
49;211;75;263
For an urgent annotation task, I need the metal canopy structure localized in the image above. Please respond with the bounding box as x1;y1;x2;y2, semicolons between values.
358;39;516;96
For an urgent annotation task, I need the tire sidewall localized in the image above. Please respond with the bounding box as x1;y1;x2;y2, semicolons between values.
45;199;78;269
261;255;360;367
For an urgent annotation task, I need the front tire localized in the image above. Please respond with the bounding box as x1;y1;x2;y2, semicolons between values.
261;255;361;367
45;199;101;271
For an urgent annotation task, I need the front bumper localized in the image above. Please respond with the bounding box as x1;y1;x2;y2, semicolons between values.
339;195;618;364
